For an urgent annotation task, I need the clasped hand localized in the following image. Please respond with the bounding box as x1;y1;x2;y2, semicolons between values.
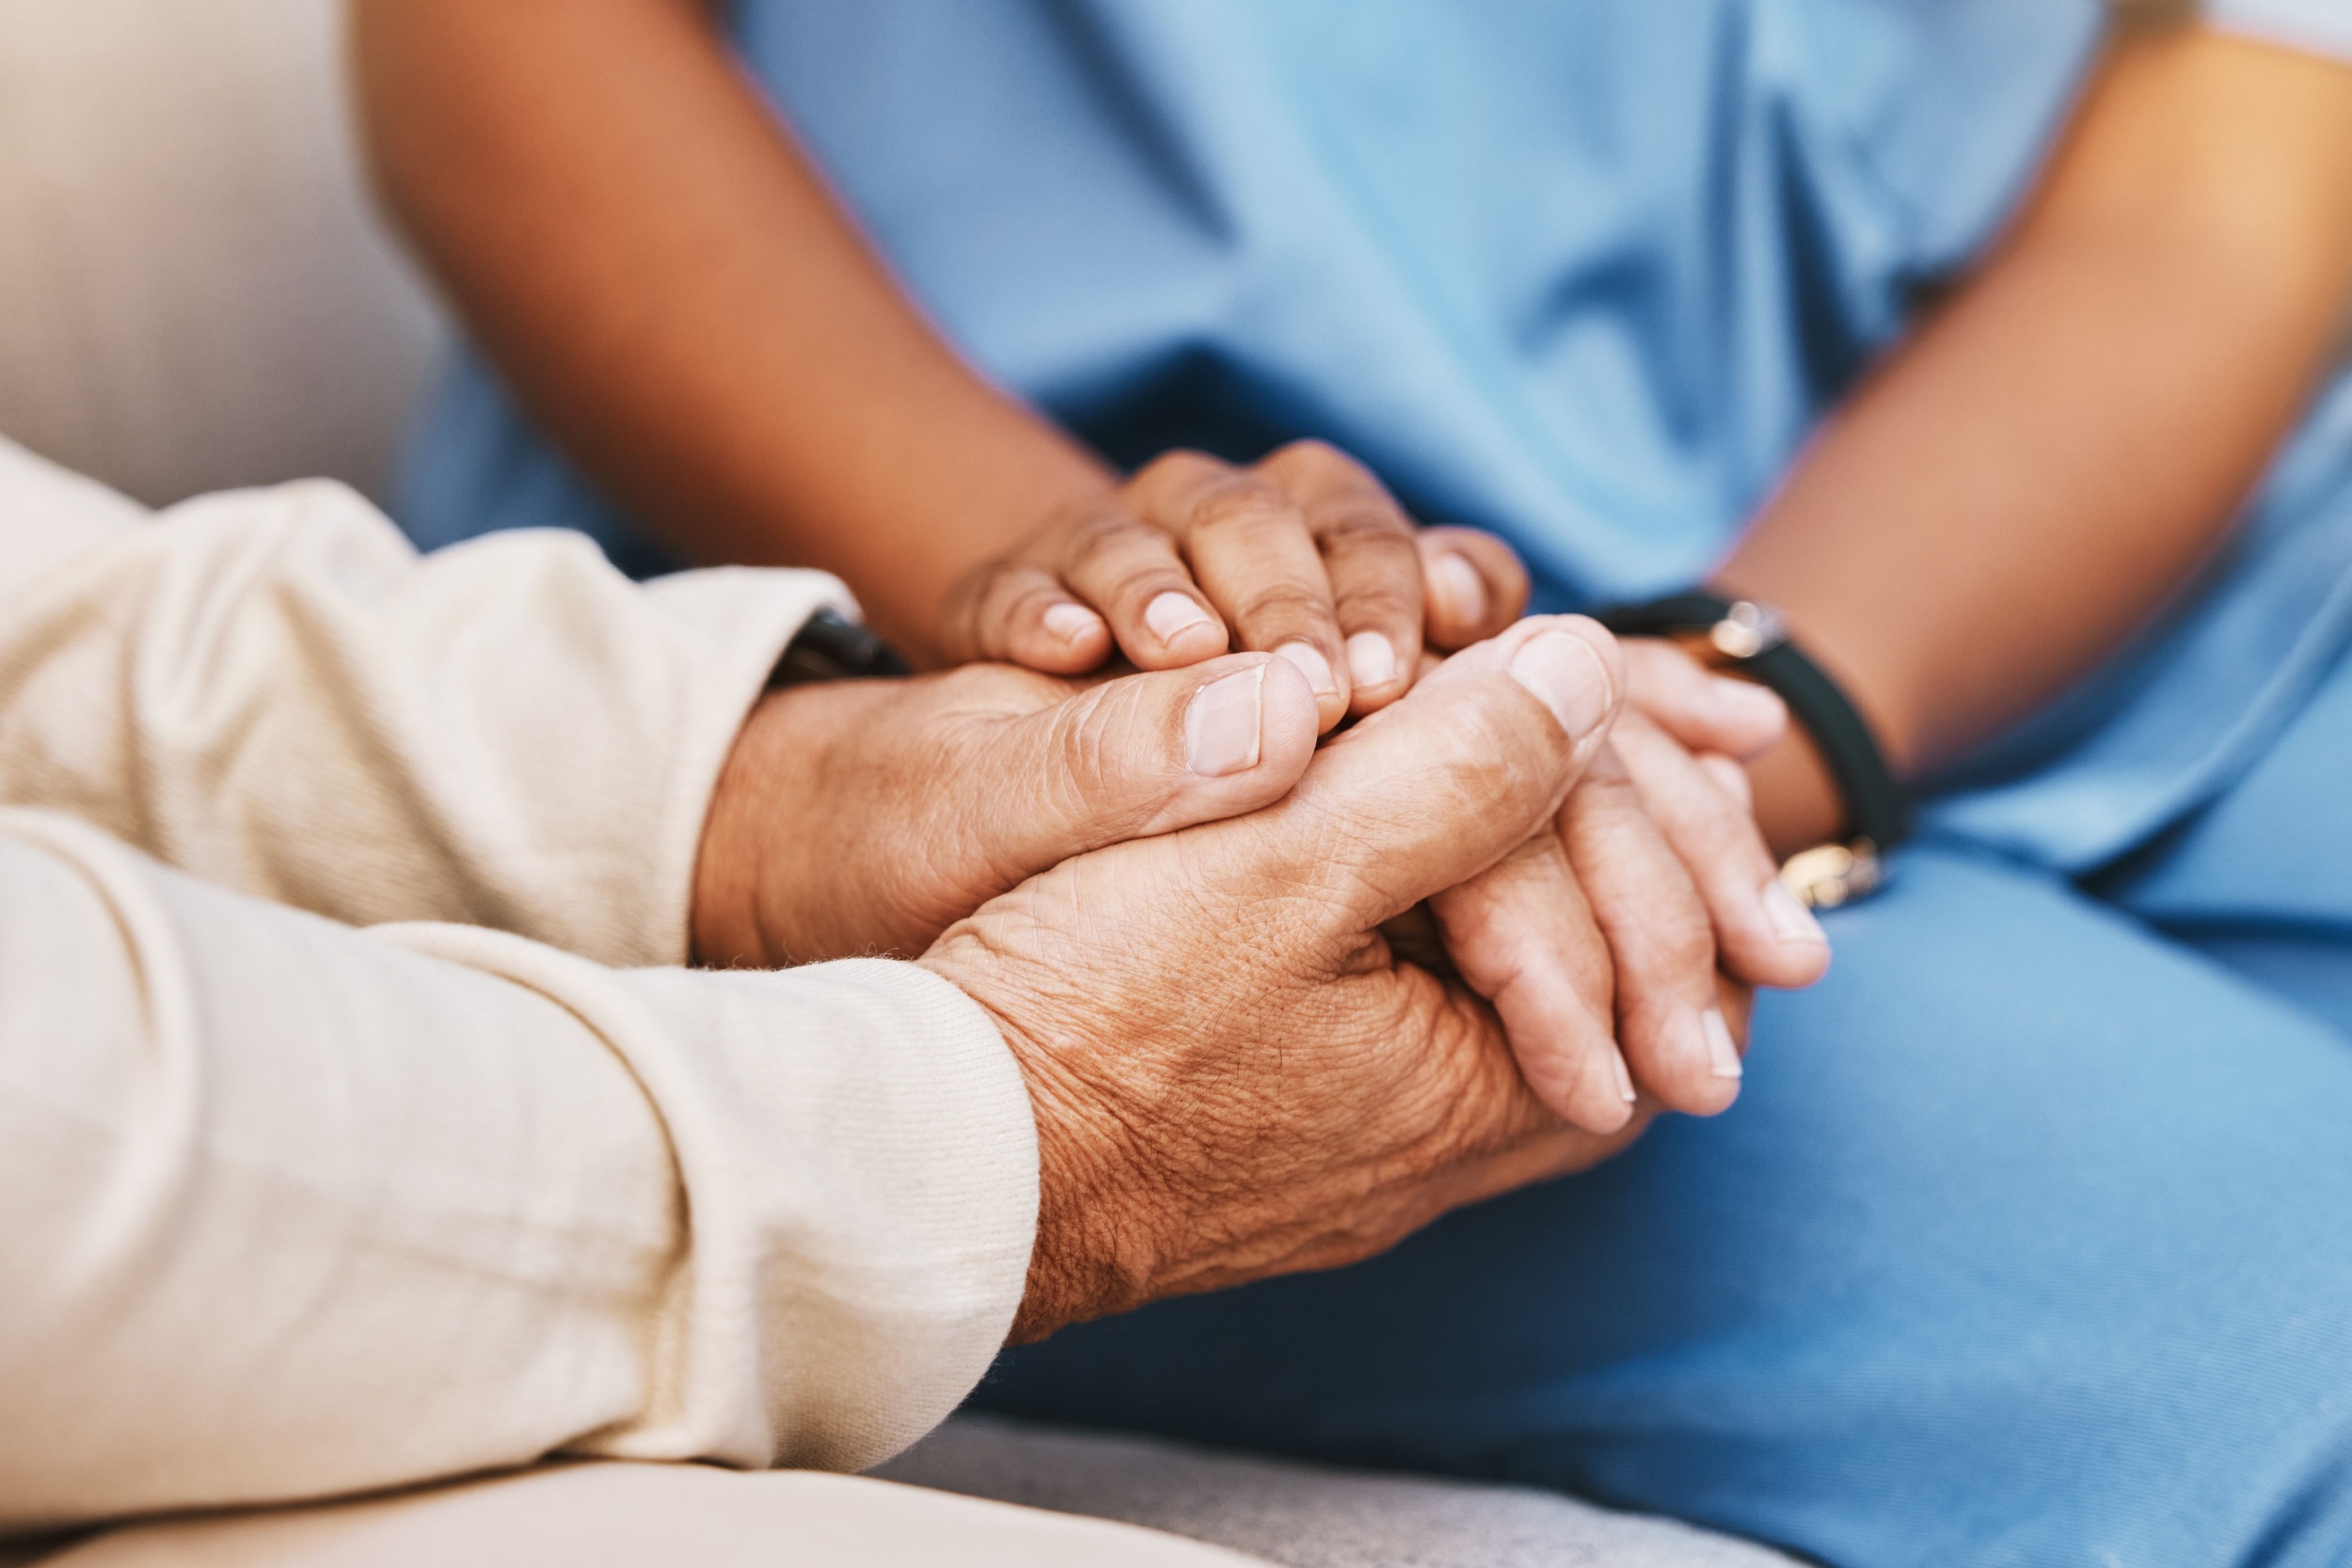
695;604;1829;1337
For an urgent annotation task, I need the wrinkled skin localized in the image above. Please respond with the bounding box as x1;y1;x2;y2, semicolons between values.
921;618;1695;1341
691;652;1324;968
692;624;1830;1140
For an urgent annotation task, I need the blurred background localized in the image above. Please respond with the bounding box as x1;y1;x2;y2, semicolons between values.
0;0;439;508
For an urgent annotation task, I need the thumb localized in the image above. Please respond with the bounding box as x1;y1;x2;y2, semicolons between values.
975;652;1321;871
1257;616;1623;923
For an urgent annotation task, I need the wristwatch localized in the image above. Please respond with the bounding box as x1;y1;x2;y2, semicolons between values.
768;607;913;688
1593;593;1909;909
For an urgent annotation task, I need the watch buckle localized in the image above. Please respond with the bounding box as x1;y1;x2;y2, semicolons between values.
1780;838;1882;910
1708;600;1787;661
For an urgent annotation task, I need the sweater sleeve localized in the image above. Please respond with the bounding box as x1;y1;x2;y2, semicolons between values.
0;436;849;966
0;808;1037;1534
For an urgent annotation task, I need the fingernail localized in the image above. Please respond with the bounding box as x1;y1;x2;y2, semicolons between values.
1345;630;1398;689
1610;1051;1637;1104
1185;664;1265;777
1507;631;1614;738
1432;551;1487;626
1708;676;1785;729
1042;601;1101;643
1145;591;1215;647
1762;877;1828;947
1702;1008;1743;1079
1276;640;1339;698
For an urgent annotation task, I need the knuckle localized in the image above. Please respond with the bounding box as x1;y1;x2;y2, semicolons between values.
1062;511;1178;579
1333;578;1420;629
1233;579;1335;632
1135;448;1221;486
1279;436;1344;465
981;574;1063;632
1271;438;1384;495
1048;701;1117;802
1190;475;1304;541
1025;693;1146;842
1316;500;1416;554
1430;698;1567;814
1268;436;1351;478
1126;450;1231;515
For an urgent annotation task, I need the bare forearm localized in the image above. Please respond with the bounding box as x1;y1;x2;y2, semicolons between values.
353;0;1111;657
1717;26;2352;850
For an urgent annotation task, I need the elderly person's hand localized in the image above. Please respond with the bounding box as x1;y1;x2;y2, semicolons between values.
691;651;1324;967
696;610;1826;1140
1376;631;1829;1136
919;617;1663;1341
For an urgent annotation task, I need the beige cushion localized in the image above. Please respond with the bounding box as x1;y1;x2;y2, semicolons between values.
0;0;445;506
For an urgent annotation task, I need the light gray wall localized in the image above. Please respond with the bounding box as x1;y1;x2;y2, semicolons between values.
0;0;447;507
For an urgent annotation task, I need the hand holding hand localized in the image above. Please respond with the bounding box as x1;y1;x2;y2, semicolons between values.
691;652;1322;967
918;617;1641;1342
1415;636;1830;1135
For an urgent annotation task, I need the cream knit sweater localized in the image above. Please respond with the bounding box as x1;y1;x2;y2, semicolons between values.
0;440;1038;1534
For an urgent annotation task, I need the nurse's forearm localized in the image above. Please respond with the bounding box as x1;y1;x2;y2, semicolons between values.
1715;26;2352;855
352;0;1114;658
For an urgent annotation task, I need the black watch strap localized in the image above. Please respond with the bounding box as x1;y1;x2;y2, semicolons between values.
1595;592;1909;907
769;607;912;688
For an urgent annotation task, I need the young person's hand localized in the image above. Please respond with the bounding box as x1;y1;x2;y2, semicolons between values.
1390;634;1827;1135
934;441;1530;732
1612;639;1834;985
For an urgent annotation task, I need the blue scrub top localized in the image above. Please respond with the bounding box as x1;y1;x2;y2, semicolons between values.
397;0;2352;872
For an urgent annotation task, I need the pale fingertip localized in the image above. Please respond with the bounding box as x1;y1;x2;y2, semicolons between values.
1184;663;1267;777
1345;630;1399;690
1042;601;1104;644
1507;630;1615;739
1762;877;1829;949
1144;590;1219;652
1429;549;1488;629
1610;1050;1638;1104
1275;640;1341;700
1702;1007;1743;1079
1708;675;1788;735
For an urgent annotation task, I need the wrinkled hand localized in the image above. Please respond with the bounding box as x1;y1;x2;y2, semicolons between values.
935;440;1530;732
1405;636;1831;1134
919;617;1646;1343
691;652;1322;967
